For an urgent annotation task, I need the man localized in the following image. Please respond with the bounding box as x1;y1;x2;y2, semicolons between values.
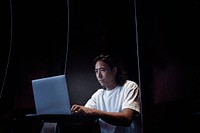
71;54;141;133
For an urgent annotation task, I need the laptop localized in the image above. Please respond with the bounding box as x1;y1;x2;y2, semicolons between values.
26;74;98;123
30;74;72;115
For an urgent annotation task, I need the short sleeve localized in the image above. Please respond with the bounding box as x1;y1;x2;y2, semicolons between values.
122;81;140;113
84;89;103;109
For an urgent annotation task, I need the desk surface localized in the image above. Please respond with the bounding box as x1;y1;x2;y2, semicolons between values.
24;114;98;123
11;114;100;133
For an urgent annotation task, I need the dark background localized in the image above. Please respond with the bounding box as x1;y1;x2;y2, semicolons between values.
0;0;200;132
137;0;200;132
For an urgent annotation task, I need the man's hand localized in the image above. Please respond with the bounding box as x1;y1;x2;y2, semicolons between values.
71;104;95;115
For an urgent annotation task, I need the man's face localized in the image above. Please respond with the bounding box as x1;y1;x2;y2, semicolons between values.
95;61;116;88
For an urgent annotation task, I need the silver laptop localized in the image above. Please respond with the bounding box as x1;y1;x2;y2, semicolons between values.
31;74;72;115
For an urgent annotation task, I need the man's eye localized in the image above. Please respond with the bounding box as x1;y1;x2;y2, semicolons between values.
100;68;106;71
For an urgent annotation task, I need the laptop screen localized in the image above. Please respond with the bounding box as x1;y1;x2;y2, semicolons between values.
31;74;72;115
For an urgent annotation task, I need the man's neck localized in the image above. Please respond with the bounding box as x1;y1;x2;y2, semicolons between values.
106;82;117;90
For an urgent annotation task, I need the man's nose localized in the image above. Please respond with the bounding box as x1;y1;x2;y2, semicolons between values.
97;71;102;78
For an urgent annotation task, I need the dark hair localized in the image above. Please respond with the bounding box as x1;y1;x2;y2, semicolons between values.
93;54;128;86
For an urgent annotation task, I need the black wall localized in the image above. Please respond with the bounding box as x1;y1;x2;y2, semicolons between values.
137;0;200;132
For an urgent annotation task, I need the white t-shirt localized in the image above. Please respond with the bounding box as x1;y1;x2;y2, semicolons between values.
85;80;141;133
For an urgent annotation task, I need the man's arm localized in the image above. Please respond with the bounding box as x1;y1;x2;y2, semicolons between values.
71;105;136;126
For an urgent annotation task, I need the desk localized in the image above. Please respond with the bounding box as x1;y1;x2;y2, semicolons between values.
14;114;100;133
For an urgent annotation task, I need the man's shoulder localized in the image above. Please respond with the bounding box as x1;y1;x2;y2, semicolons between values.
93;88;104;94
123;80;139;89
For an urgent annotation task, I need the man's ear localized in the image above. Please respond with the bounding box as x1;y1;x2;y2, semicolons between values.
113;67;117;75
